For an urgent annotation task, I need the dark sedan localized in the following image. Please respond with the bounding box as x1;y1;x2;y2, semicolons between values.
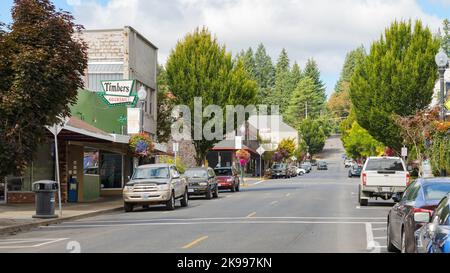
387;178;450;253
185;167;219;199
317;161;328;170
415;194;450;253
348;165;362;178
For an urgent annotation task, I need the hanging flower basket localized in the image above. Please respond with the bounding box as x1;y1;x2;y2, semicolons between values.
236;149;250;166
129;133;155;158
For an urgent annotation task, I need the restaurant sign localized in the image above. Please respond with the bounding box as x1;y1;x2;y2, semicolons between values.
99;80;138;107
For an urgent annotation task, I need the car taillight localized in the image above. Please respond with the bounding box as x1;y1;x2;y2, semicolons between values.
406;173;411;186
362;173;367;186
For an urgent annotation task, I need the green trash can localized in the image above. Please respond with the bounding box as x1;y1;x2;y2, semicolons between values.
32;180;58;219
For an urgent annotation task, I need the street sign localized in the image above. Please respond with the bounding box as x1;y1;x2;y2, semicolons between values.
401;147;408;158
99;80;138;107
235;136;243;150
173;142;179;153
257;146;265;155
445;99;450;111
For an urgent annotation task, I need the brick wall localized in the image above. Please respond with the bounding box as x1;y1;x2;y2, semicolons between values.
80;29;125;61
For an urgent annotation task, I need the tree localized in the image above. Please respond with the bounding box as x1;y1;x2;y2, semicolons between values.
156;64;175;143
290;62;303;90
235;47;256;80
278;138;296;158
350;20;440;151
334;46;366;94
254;44;276;105
270;48;292;112
441;19;450;56
303;58;327;108
166;27;257;165
284;77;323;127
342;121;385;160
0;0;88;178
298;119;326;156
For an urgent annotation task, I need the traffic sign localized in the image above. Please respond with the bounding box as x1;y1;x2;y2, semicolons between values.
401;147;408;157
257;146;265;155
445;99;450;111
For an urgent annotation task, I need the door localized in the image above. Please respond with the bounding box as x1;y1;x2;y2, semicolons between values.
171;166;182;198
0;177;6;204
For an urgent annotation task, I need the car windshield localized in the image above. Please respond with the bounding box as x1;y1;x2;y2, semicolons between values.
272;164;284;169
185;169;208;178
423;183;450;201
365;158;405;172
215;168;232;176
132;167;169;180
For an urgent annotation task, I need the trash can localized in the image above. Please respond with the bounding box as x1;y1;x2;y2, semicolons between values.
32;180;58;219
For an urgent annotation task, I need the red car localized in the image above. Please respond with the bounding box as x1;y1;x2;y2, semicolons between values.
214;167;240;192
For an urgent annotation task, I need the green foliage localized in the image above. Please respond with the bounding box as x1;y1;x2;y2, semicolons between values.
278;138;297;158
156;65;175;143
342;121;385;159
0;0;88;177
430;135;450;176
284;77;323;127
254;43;276;90
334;46;366;94
303;58;327;106
159;156;186;174
441;19;450;56
129;133;155;158
350;20;440;151
298;119;326;156
166;27;257;165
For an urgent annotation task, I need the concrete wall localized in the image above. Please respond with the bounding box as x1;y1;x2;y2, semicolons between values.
82;29;125;62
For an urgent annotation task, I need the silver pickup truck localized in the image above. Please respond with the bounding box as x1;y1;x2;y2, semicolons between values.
359;157;410;206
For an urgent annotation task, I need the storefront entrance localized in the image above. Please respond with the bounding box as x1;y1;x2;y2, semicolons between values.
0;178;6;204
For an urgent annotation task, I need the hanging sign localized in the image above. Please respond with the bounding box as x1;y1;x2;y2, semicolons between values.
99;80;138;107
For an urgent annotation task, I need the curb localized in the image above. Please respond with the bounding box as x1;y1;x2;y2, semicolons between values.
0;206;123;237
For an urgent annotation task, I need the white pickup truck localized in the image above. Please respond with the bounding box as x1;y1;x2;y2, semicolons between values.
359;157;410;206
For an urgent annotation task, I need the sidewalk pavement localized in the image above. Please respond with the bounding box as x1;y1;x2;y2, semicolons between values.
0;197;123;236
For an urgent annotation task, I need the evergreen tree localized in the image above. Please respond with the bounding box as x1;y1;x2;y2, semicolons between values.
441;19;450;56
254;43;275;90
272;48;291;113
303;58;327;112
350;20;440;150
290;62;303;89
334;46;366;93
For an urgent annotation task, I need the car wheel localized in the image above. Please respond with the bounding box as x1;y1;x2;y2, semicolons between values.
401;229;407;253
180;190;189;207
166;192;176;211
205;186;212;200
231;184;236;192
213;185;219;198
387;220;398;253
143;204;149;209
124;202;134;213
236;183;240;192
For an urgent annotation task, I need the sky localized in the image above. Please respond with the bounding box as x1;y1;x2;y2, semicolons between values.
1;0;450;97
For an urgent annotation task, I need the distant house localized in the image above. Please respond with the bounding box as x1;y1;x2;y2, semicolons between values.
431;68;450;108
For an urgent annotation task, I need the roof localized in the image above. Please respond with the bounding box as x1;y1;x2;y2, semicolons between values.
416;177;450;184
211;140;257;154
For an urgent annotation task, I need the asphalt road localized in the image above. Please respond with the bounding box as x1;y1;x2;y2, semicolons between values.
0;136;395;253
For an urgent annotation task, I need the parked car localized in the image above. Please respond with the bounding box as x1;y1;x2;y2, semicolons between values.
288;165;298;178
184;167;219;199
415;194;450;253
300;162;312;173
305;160;318;167
317;161;328;170
214;167;240;192
123;164;189;212
387;178;450;253
359;157;410;206
271;163;289;179
348;165;362;178
344;159;354;168
296;167;307;176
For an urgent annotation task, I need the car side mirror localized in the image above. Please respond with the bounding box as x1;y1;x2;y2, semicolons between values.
392;193;402;203
414;212;431;224
127;176;131;181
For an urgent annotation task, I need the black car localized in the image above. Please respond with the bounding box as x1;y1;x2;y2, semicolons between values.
317;161;328;170
184;167;219;199
415;194;450;253
387;178;450;253
348;165;362;178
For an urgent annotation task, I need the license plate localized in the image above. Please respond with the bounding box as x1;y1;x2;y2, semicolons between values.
218;183;223;187
143;194;150;200
381;187;391;192
188;189;194;193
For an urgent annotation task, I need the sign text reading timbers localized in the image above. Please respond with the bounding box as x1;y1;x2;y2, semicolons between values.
101;80;134;97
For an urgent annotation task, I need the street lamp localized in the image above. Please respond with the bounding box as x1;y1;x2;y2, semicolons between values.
435;48;449;177
137;86;148;134
435;48;449;122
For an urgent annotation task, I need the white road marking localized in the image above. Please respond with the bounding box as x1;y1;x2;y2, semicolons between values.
270;201;279;206
372;228;387;231
366;223;375;250
254;180;265;185
0;238;69;249
42;221;386;229
373;237;387;240
286;193;291;197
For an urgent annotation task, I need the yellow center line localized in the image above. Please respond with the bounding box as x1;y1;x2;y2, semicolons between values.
182;236;209;249
246;212;257;218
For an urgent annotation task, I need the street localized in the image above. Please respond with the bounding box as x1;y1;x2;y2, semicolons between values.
0;136;395;253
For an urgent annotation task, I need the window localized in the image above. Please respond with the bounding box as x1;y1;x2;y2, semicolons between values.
185;169;208;179
215;168;233;176
365;158;405;172
403;182;421;202
7;141;55;192
84;149;99;175
208;169;216;178
170;166;180;178
440;205;449;226
99;152;123;189
423;184;450;201
133;167;169;180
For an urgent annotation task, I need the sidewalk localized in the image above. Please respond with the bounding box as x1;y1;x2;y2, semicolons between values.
0;197;123;236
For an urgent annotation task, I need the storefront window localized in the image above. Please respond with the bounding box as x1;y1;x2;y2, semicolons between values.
99;152;123;189
7;141;55;192
84;149;99;175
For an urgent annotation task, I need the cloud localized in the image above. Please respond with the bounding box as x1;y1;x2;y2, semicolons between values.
68;0;444;94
